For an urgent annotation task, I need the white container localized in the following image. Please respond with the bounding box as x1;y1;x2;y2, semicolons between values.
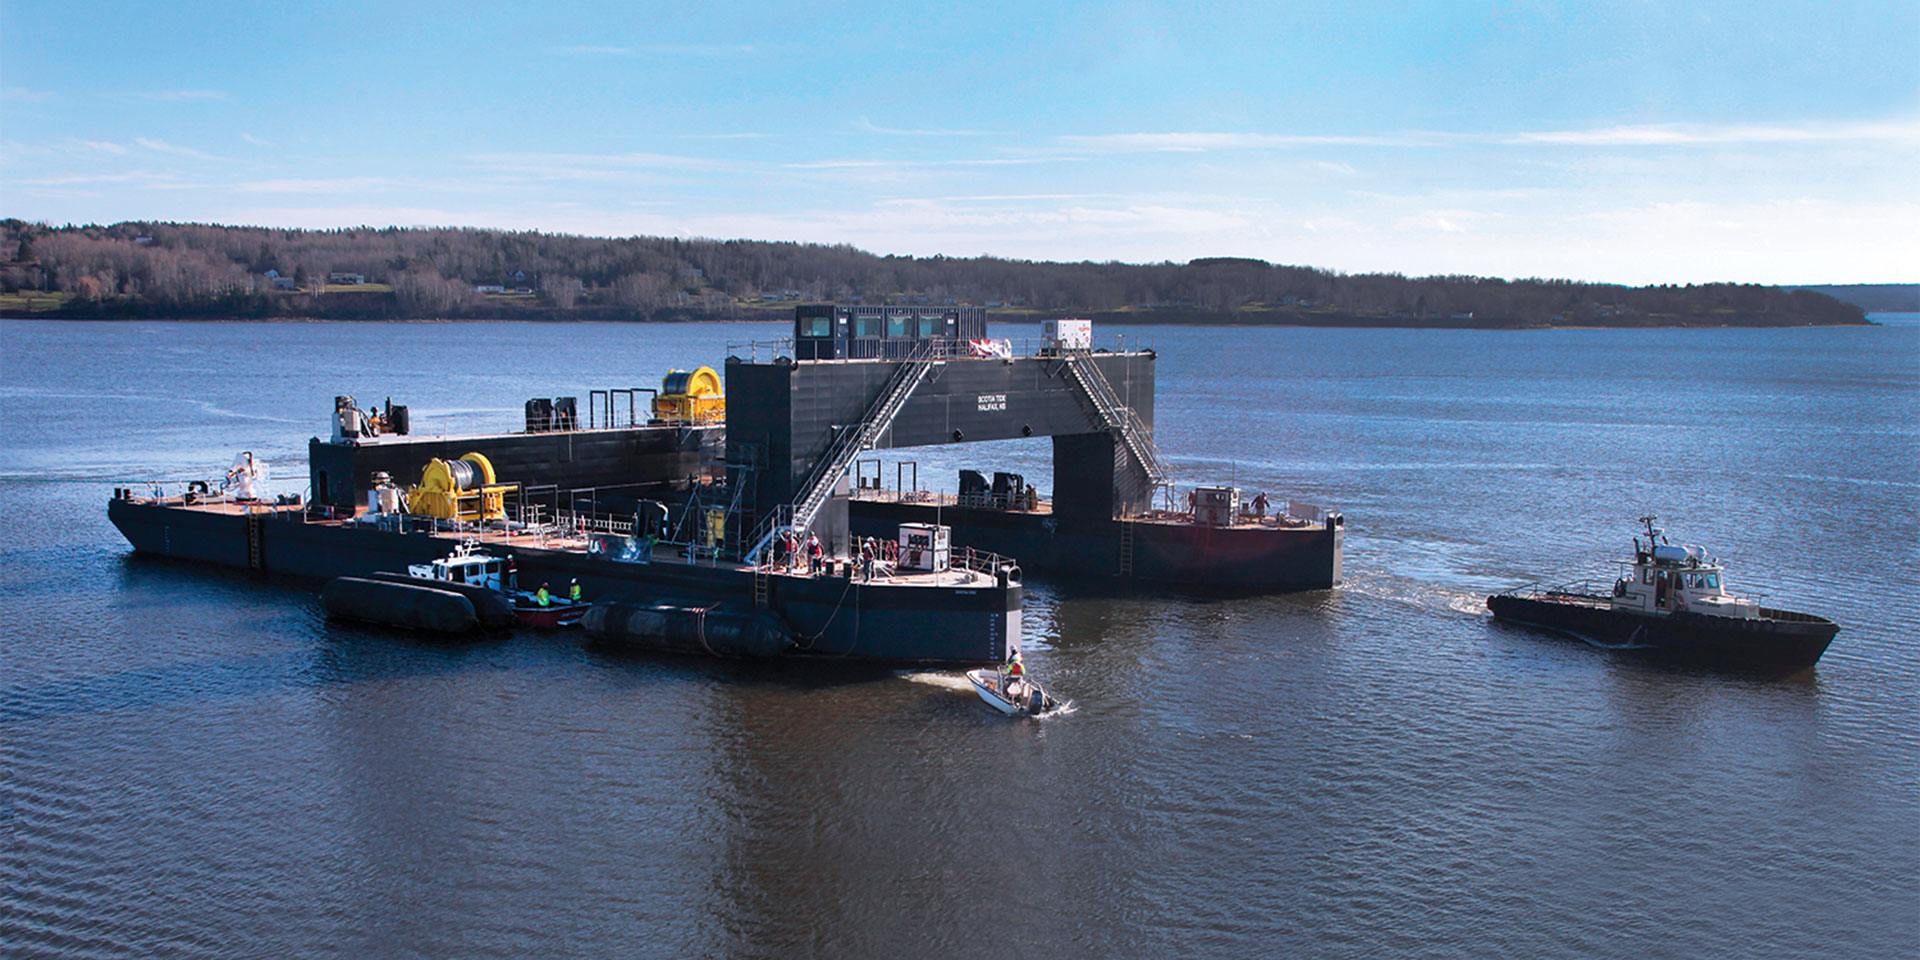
1193;485;1240;526
1042;318;1093;351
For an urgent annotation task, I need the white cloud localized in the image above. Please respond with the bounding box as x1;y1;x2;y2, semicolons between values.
1057;119;1920;154
471;151;732;173
857;117;996;137
1503;120;1920;146
11;170;177;186
240;133;271;147
134;138;222;160
3;86;52;102
135;89;226;101
549;43;757;57
1394;210;1492;234
236;177;400;193
1059;131;1429;152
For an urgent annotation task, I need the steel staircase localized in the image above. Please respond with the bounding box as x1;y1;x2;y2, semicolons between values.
1062;353;1173;486
745;341;945;562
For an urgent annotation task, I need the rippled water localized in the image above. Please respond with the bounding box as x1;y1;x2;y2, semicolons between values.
3;317;1916;959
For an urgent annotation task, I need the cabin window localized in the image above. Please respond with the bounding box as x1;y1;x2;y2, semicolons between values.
887;315;909;336
802;317;832;337
1705;573;1720;589
1641;568;1653;584
452;568;465;582
918;317;941;336
856;316;884;337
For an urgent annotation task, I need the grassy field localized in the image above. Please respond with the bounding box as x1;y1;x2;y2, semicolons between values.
0;292;74;312
318;283;393;294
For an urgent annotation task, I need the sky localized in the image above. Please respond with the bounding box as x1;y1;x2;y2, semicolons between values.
2;0;1915;285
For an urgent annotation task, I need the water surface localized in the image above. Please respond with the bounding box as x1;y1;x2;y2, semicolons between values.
3;318;1915;958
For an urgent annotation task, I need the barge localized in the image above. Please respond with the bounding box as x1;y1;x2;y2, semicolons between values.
728;309;1343;593
107;305;1342;663
848;479;1340;592
107;490;1019;663
107;360;1020;665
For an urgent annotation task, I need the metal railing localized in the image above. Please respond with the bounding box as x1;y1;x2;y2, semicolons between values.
724;333;1156;365
1061;352;1173;486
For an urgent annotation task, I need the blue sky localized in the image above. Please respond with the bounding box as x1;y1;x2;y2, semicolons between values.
3;0;1915;284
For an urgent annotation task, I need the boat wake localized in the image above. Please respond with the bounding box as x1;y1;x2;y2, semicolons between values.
1340;567;1492;619
897;670;974;692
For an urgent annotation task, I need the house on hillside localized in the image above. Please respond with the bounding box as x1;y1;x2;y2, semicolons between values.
328;273;365;285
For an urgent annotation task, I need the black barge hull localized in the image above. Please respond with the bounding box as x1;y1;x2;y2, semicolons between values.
1486;593;1839;671
849;499;1341;592
108;498;1017;665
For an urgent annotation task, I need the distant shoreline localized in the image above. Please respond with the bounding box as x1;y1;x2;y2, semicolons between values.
0;310;1875;329
5;222;1887;328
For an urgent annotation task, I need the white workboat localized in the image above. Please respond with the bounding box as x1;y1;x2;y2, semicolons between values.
407;539;588;628
965;668;1062;716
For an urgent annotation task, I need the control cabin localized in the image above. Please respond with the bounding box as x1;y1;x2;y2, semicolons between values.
794;305;988;360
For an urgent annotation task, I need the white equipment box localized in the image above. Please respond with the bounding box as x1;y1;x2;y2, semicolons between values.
897;522;952;572
1042;318;1093;351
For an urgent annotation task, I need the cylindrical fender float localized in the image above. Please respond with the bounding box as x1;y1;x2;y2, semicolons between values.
583;601;791;658
362;572;516;629
322;577;478;634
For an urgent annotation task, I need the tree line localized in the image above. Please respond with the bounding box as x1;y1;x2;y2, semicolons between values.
0;219;1866;327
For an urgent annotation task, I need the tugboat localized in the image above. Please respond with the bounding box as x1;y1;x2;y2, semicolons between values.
1486;517;1840;671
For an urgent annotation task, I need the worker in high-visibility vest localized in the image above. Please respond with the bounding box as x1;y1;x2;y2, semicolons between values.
536;582;551;607
569;578;581;603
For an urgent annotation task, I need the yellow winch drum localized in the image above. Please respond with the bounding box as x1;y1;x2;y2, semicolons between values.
653;366;725;424
406;451;508;521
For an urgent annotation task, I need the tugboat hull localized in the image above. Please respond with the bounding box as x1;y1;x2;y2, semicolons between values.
1486;594;1840;671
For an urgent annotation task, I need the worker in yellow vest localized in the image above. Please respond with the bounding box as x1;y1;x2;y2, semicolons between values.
569;578;581;603
536;582;551;607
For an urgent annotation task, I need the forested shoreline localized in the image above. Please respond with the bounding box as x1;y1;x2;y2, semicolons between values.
0;220;1870;328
